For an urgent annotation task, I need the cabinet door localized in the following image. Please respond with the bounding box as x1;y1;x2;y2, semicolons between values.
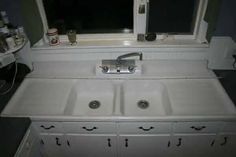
214;134;236;157
40;134;66;157
171;134;216;157
119;135;171;157
66;134;117;157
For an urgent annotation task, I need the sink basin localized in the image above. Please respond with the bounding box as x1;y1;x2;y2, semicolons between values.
121;80;172;116
64;80;115;116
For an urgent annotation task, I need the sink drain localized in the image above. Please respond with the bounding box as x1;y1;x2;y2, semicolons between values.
89;100;101;109
137;100;149;109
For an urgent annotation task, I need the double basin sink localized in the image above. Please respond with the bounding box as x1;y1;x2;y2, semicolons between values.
64;80;172;116
2;78;236;117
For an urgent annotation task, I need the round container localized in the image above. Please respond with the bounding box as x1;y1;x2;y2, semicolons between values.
6;36;16;49
47;28;60;46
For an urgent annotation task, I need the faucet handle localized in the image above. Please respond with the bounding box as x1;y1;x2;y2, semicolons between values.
128;65;137;73
99;65;109;73
116;52;143;61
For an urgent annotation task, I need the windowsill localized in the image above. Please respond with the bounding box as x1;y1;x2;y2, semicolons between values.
32;39;209;50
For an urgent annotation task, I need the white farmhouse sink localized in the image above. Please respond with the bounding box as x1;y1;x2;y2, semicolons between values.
121;80;172;116
64;80;115;116
1;78;76;116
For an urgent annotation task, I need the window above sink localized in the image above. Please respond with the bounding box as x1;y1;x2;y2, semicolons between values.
34;0;209;48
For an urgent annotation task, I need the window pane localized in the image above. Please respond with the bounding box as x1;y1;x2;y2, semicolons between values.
43;0;133;34
148;0;199;34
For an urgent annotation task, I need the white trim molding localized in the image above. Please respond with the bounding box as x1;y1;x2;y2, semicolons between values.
208;37;236;70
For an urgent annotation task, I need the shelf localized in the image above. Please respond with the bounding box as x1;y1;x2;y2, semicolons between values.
0;38;27;57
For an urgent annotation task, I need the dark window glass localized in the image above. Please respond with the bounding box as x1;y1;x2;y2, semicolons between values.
148;0;199;34
43;0;133;34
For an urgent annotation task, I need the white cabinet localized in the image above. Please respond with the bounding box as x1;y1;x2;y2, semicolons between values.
15;126;42;157
213;134;236;157
118;135;171;157
118;122;172;157
171;134;216;157
66;134;117;157
40;134;66;157
30;121;236;157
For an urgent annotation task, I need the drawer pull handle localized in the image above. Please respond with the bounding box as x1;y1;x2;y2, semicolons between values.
82;126;97;131
67;140;70;147
107;138;111;147
220;137;228;146
56;137;61;146
40;125;55;130
176;138;182;147
40;139;44;145
167;141;171;147
138;126;154;131
125;139;129;147
190;126;206;131
211;140;215;146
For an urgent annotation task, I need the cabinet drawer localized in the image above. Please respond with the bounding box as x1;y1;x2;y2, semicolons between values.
221;122;236;133
33;122;63;133
173;122;220;133
63;122;117;134
119;122;172;134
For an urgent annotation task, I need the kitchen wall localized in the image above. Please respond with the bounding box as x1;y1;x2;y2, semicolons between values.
0;0;23;26
214;0;236;41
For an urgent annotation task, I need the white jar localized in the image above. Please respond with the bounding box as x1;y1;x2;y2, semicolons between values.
6;36;16;49
47;28;60;46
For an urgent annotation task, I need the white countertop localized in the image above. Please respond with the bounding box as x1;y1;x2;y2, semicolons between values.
1;60;236;121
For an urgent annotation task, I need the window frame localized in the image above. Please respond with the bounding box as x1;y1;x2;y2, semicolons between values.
36;0;208;44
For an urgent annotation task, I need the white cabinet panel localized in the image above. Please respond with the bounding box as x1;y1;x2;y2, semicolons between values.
214;134;236;157
63;122;117;134
33;122;63;133
66;134;117;157
39;133;66;157
118;135;171;157
119;122;171;134
173;122;220;133
171;134;216;157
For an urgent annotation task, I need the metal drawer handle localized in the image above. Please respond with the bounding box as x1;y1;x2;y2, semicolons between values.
211;140;215;146
167;141;171;147
40;125;55;130
107;138;111;147
220;137;228;146
67;140;70;147
56;137;61;146
82;126;97;131
138;126;154;131
125;138;128;147
176;138;182;147
190;126;206;131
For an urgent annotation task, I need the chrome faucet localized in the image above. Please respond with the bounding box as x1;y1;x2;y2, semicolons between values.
116;52;143;63
100;52;143;74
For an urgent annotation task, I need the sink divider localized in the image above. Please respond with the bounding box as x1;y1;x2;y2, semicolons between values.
113;82;123;116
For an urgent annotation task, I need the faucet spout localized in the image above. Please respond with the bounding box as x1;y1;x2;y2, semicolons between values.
116;52;143;62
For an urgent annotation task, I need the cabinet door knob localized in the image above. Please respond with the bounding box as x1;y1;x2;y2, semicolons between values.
125;139;129;147
220;137;228;146
40;139;44;145
67;140;70;147
190;126;206;131
176;138;182;147
82;126;97;131
167;141;171;147
138;126;154;131
211;140;215;146
107;138;111;147
40;125;55;130
56;137;61;146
